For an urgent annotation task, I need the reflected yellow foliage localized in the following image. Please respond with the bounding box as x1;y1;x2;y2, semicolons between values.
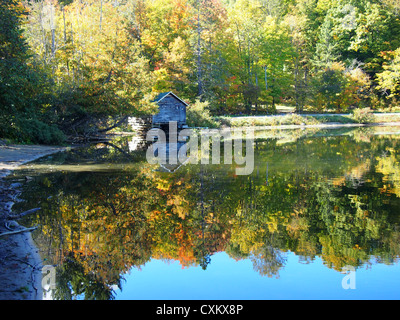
12;132;400;299
376;152;400;197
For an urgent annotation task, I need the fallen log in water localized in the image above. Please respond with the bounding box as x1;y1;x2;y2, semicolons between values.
7;208;41;220
0;225;38;237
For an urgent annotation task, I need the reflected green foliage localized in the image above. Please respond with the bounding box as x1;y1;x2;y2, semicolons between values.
11;128;400;299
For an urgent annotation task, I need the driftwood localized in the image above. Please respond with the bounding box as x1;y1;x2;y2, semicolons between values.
4;220;19;231
0;225;38;237
7;208;41;220
0;207;41;237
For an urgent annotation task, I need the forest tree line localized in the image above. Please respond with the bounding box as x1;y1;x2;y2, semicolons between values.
1;0;400;144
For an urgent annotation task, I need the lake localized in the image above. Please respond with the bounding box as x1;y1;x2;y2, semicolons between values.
8;126;400;300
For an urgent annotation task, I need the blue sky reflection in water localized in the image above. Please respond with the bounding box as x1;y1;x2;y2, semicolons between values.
10;127;400;300
115;252;400;300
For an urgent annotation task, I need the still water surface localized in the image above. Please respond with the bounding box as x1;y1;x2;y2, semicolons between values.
9;127;400;300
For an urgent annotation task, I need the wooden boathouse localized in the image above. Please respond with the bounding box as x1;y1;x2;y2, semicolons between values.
151;92;188;129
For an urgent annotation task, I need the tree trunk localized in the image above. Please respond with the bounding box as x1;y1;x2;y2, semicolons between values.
62;6;70;76
196;0;204;98
50;3;56;57
39;2;47;62
100;0;103;32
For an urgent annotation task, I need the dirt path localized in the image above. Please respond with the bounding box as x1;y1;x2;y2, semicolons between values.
0;144;69;300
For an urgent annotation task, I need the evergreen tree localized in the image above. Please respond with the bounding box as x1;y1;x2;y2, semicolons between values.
312;14;339;69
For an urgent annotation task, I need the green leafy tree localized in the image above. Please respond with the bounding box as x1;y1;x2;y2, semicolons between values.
377;48;400;99
312;13;339;69
0;0;64;144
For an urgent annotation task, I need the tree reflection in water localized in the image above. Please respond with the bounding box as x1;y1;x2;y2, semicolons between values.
10;128;400;299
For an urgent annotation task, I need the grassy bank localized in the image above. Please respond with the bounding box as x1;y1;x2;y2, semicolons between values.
216;112;400;128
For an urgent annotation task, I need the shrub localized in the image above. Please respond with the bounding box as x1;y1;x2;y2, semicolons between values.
309;62;371;112
186;99;219;128
16;118;66;145
352;108;376;124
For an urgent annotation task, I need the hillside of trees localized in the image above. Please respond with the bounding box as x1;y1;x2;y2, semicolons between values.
1;0;400;144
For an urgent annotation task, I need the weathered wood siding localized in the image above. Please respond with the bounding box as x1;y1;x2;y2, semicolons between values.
152;95;186;126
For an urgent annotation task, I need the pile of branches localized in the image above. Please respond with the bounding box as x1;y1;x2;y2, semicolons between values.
59;115;130;143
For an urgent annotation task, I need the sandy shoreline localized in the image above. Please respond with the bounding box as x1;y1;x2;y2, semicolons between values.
0;144;69;300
